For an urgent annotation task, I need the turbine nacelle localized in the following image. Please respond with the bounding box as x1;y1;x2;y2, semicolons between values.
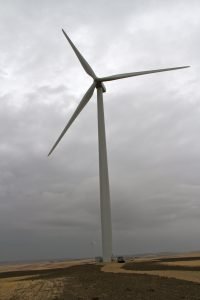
95;79;106;92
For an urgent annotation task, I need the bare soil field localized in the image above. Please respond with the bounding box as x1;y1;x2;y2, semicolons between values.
123;255;200;284
0;259;91;273
0;254;200;299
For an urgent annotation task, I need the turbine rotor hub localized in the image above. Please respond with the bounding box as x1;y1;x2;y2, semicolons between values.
95;80;106;93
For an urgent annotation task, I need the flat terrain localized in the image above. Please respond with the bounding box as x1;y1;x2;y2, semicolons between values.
0;254;200;299
0;259;91;273
123;255;200;284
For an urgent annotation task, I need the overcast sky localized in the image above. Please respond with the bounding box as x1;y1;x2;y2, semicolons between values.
0;0;200;262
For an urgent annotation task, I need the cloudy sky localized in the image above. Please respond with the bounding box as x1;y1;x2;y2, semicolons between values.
0;0;199;262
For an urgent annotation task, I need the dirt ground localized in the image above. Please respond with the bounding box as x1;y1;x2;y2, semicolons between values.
0;259;92;273
0;255;200;299
123;255;200;284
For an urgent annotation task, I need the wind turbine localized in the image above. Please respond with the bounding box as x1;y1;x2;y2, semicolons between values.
48;29;189;262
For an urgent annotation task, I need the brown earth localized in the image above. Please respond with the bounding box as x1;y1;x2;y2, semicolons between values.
0;260;200;299
123;255;200;284
0;259;92;273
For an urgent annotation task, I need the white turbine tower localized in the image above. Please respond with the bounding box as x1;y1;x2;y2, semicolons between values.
48;29;189;262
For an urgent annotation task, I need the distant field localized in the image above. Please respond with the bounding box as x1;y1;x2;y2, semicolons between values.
161;260;200;267
122;253;200;284
0;253;200;299
0;258;91;273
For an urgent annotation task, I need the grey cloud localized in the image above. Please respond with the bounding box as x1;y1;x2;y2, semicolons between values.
0;0;200;261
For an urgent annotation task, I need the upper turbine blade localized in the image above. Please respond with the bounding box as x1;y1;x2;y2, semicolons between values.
48;82;96;156
99;66;190;82
62;29;97;79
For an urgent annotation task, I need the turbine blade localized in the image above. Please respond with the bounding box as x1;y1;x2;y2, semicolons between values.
62;29;97;79
99;66;190;82
48;82;96;156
